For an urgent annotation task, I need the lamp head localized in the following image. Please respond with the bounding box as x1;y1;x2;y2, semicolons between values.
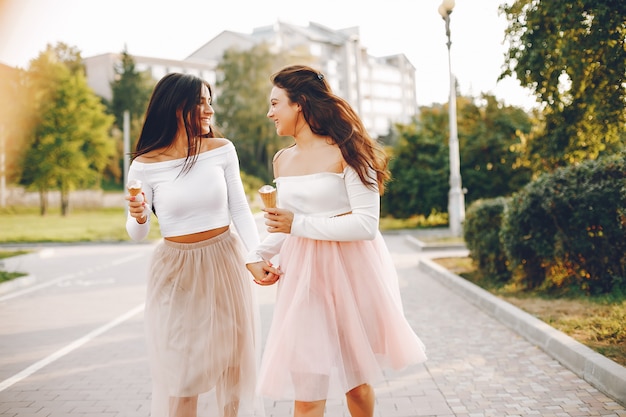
442;0;455;10
439;0;455;17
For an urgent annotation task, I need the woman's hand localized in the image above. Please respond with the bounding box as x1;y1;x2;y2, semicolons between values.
125;192;148;224
247;261;282;286
264;207;294;234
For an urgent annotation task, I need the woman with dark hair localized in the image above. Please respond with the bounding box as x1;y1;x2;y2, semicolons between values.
247;65;427;417
126;73;264;417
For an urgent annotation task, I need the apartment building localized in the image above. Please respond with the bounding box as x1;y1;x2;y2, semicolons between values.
83;21;417;138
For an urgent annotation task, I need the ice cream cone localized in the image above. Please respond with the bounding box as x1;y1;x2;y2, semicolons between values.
127;179;144;202
258;185;277;208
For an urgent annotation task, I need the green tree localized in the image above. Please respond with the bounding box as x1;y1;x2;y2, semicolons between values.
0;65;32;185
382;108;449;218
459;94;533;203
500;0;626;172
384;95;533;218
105;47;154;187
214;44;287;181
108;47;153;128
19;44;115;215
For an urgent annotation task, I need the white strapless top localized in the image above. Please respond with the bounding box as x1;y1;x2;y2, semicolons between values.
247;165;381;263
275;169;351;217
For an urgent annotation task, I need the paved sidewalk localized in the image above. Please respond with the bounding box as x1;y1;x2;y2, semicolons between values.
1;234;625;416
261;234;626;416
367;236;625;417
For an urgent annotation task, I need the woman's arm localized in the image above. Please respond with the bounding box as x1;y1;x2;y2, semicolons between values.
224;144;260;252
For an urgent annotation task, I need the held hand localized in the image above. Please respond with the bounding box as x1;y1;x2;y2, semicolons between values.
125;192;148;223
264;207;294;234
246;261;282;286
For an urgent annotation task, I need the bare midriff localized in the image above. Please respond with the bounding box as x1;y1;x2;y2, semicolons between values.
164;225;230;243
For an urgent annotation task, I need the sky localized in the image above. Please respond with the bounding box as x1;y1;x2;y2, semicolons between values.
0;0;537;110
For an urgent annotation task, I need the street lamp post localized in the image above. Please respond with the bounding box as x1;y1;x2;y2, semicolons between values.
439;0;465;237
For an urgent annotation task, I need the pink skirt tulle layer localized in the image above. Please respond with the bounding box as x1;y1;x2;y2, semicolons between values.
258;232;427;402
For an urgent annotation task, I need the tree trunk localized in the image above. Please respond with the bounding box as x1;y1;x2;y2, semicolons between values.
61;188;70;216
38;188;48;216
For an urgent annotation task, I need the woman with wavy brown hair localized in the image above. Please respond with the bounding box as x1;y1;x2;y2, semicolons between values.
247;65;427;417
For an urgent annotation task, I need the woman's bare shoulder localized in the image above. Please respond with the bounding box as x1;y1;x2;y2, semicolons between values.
273;144;295;162
206;137;231;151
272;145;295;178
134;150;167;163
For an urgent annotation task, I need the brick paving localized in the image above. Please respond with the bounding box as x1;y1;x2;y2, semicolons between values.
0;235;625;416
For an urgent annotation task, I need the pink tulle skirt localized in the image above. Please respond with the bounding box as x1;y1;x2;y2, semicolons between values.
144;230;264;417
258;232;427;402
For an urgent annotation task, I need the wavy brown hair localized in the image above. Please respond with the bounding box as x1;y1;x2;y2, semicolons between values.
271;65;390;195
131;73;222;174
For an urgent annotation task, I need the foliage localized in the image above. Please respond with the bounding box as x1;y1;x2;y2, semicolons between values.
382;110;448;218
384;94;533;218
459;94;533;204
215;44;286;181
18;43;116;215
215;43;317;181
501;153;626;294
0;271;26;283
501;173;562;289
501;0;626;172
541;154;626;294
240;171;267;212
0;251;30;282
0;66;33;185
105;47;155;187
108;47;154;128
464;197;511;283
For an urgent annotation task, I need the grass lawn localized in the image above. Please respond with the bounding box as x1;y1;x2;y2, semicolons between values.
0;207;162;243
434;256;626;367
0;250;30;282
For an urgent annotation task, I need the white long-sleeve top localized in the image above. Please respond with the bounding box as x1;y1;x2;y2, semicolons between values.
125;141;260;252
246;165;380;263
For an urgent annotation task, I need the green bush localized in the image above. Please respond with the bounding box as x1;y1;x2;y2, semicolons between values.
500;173;556;289
501;153;626;294
464;197;511;283
541;154;626;294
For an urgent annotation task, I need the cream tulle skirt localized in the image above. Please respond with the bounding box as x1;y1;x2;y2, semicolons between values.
258;232;427;402
144;230;264;417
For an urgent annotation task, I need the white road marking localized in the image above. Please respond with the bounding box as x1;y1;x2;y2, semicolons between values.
0;303;145;392
0;253;145;302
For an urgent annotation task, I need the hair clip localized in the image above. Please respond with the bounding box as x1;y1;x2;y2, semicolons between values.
317;73;324;81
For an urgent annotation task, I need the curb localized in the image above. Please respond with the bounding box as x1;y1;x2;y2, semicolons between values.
0;274;36;295
404;235;466;251
416;255;626;407
407;236;467;252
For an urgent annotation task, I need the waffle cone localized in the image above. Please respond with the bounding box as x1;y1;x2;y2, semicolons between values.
127;179;143;196
128;187;142;197
258;185;277;208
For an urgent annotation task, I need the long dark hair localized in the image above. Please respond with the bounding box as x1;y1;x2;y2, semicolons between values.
132;73;221;174
271;65;390;194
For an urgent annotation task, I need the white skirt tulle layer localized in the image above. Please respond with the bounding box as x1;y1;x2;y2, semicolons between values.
258;232;427;402
145;230;264;417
